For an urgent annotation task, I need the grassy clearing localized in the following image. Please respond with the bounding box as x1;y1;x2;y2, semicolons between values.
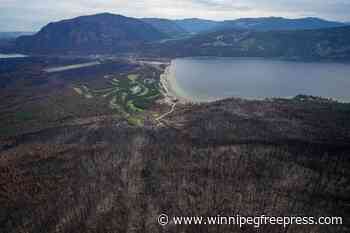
15;111;33;121
75;85;94;99
138;86;149;96
73;87;83;95
72;70;161;125
127;74;139;82
127;100;144;113
127;116;144;126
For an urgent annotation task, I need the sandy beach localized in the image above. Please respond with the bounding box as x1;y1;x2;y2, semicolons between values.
159;63;192;104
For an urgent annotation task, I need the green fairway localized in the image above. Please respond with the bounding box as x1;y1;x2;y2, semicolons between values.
73;71;161;122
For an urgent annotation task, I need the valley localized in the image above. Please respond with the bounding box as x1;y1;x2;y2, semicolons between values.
1;54;349;232
0;12;350;233
0;56;167;136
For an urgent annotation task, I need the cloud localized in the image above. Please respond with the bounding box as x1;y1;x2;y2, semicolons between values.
0;0;349;31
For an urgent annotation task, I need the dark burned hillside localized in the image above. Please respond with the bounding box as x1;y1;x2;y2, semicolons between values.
1;97;350;233
0;56;165;136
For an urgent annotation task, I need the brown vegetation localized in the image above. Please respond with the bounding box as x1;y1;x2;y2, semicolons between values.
1;96;349;233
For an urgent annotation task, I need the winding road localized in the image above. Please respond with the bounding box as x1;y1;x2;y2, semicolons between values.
156;103;176;123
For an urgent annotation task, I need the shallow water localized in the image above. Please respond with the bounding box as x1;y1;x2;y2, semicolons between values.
0;53;28;59
44;61;100;73
170;57;350;102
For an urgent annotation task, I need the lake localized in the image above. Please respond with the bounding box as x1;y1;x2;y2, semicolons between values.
169;57;350;102
0;53;28;59
44;61;100;73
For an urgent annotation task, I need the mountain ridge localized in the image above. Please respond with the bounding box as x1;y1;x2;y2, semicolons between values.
10;13;350;58
218;16;346;31
141;18;188;38
141;16;346;35
15;13;166;54
143;25;350;60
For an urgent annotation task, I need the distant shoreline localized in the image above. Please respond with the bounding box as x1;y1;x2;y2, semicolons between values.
159;62;192;104
44;61;101;73
0;53;28;59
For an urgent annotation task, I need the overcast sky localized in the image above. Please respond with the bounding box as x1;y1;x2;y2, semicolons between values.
1;0;350;31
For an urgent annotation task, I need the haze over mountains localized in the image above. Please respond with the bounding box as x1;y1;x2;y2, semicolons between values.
0;32;34;40
6;13;350;59
140;18;188;38
143;16;347;36
15;13;166;54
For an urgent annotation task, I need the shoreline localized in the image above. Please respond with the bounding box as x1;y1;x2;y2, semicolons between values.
158;59;350;105
159;63;192;105
159;63;224;104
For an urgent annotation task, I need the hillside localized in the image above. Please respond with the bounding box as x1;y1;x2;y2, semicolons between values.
9;14;350;57
0;46;349;233
143;17;346;35
0;31;34;39
0;32;35;53
1;95;349;233
216;17;346;31
174;18;220;33
145;26;350;60
141;18;188;37
14;13;166;54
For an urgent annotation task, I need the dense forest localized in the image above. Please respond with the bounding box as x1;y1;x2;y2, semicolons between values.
143;26;350;60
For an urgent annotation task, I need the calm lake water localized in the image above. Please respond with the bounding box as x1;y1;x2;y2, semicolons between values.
0;53;28;59
44;61;100;73
170;57;350;102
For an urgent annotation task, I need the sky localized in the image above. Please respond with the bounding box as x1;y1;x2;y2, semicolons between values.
1;0;350;31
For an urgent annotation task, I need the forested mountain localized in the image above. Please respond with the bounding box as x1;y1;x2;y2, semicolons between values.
0;32;34;39
0;32;34;53
216;17;346;31
10;14;349;57
174;18;220;33
142;17;346;35
145;26;350;60
141;18;188;37
14;13;166;54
